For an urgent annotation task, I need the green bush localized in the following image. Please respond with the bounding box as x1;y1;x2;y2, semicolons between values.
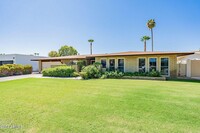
124;71;161;77
0;64;33;77
71;72;80;77
80;65;101;79
148;70;161;77
77;60;86;72
42;66;76;77
101;71;124;79
23;65;32;74
80;72;88;79
0;65;10;77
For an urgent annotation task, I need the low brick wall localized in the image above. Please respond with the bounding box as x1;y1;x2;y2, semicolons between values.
122;76;166;81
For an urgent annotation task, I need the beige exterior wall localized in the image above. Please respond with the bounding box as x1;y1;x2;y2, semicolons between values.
177;64;187;77
191;60;200;77
95;54;177;77
42;62;62;70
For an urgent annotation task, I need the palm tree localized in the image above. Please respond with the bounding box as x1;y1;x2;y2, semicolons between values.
147;19;156;52
88;39;94;55
141;36;150;52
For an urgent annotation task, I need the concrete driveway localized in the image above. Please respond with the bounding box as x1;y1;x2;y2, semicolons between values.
0;73;42;82
0;73;81;82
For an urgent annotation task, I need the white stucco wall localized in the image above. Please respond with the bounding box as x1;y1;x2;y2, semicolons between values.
0;54;45;72
186;60;191;77
0;54;16;63
178;52;200;64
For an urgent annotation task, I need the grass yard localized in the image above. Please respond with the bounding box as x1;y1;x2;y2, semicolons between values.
0;78;200;133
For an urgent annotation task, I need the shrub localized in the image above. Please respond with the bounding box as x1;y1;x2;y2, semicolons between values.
148;70;161;77
5;64;24;75
124;71;161;77
101;71;124;79
80;65;101;79
72;72;80;77
0;65;10;77
0;64;33;77
42;66;75;77
124;72;134;76
80;72;88;79
23;65;32;74
77;60;86;72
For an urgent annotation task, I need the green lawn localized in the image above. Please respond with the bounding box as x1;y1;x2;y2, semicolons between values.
0;78;200;133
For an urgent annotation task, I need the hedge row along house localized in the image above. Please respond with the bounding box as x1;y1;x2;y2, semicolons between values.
32;51;194;77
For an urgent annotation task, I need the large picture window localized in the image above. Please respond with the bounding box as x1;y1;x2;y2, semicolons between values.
161;58;169;75
101;59;106;68
149;58;157;71
118;59;124;72
109;59;115;71
138;58;146;72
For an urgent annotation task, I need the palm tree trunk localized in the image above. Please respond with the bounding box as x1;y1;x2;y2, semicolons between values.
90;43;92;55
151;28;154;52
144;41;146;52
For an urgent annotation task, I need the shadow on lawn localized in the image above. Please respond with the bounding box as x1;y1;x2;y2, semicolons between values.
167;78;200;83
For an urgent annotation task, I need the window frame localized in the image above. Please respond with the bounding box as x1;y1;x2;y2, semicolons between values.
148;57;158;72
159;57;170;77
100;58;107;68
117;58;125;72
109;59;116;71
137;57;147;72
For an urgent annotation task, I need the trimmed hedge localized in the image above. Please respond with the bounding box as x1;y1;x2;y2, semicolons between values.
42;66;77;77
124;70;161;77
101;71;124;79
80;64;161;80
0;64;32;77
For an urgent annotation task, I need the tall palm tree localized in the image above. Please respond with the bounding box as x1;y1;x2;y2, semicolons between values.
147;19;156;52
141;36;150;52
88;39;94;55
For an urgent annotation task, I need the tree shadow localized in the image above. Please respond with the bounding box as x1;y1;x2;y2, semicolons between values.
167;78;200;83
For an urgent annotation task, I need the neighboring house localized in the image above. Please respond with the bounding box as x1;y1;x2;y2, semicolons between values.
177;51;200;77
32;51;194;77
0;54;45;71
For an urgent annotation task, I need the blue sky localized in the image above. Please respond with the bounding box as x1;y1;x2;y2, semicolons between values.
0;0;200;56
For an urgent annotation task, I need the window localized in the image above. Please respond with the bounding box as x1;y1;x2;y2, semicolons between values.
118;59;124;72
90;60;95;64
161;58;169;75
149;58;157;71
109;59;115;71
101;59;106;68
0;60;14;65
138;58;146;72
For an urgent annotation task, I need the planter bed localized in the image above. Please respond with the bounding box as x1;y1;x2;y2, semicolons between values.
122;76;166;81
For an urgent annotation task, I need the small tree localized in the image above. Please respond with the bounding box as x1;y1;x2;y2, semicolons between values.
141;36;150;52
58;45;78;56
147;19;156;51
88;39;94;55
48;51;60;57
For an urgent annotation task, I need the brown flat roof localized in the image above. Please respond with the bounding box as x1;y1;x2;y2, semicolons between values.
31;51;195;61
89;51;195;57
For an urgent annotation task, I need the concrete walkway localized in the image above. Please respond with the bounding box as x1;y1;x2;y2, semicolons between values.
0;73;81;82
0;73;42;82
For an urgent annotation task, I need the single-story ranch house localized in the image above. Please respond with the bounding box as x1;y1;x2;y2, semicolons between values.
32;51;194;77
